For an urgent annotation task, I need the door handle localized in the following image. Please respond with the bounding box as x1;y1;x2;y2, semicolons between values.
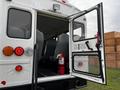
85;41;93;51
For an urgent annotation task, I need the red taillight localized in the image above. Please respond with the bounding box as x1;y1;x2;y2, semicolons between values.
14;47;24;56
1;81;6;85
3;46;14;56
15;65;23;72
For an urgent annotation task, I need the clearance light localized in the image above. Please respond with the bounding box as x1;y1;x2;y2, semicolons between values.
53;4;60;11
14;47;24;56
15;65;23;72
3;46;14;56
1;81;6;85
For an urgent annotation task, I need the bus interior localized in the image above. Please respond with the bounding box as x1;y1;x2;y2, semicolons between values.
36;12;70;78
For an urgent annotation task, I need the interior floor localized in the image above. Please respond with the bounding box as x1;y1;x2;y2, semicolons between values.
36;13;69;77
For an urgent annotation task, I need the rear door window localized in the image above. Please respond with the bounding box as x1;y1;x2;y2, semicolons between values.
7;8;32;39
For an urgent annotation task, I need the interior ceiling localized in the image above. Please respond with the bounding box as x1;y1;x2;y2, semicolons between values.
37;14;69;40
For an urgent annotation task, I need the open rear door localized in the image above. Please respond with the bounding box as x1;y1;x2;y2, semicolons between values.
69;3;106;84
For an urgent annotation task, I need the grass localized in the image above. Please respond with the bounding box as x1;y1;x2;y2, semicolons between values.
79;68;120;90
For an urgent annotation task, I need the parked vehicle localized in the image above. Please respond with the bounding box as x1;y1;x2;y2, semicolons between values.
0;0;106;90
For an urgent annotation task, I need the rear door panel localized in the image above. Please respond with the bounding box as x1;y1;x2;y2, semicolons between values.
0;3;35;88
70;3;106;84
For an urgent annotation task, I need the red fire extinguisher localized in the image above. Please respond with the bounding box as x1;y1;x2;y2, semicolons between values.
57;53;65;75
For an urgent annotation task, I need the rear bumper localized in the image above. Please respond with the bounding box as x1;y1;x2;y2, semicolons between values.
1;78;87;90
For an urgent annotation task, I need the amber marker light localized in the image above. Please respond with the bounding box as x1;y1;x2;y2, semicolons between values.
3;46;14;56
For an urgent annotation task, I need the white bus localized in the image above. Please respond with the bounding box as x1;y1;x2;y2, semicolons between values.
0;0;106;90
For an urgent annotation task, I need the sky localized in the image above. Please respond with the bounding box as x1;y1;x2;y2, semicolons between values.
68;0;120;32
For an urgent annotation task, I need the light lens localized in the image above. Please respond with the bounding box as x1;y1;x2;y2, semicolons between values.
3;46;14;56
14;47;24;56
15;65;23;72
1;81;6;85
